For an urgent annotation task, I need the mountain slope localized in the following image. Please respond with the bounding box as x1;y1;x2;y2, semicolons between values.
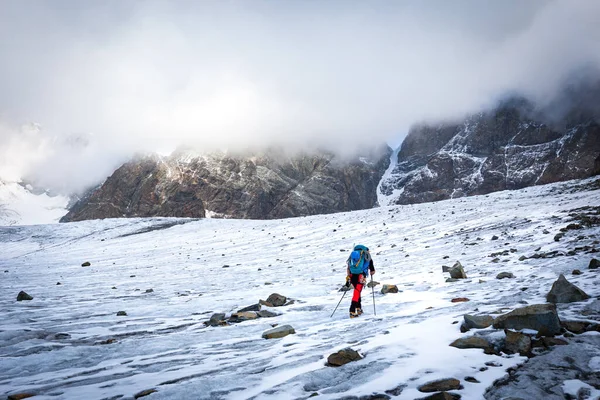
380;88;600;206
2;176;599;399
0;180;68;226
61;145;392;222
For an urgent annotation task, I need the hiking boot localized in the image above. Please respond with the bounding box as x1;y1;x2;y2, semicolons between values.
356;308;363;315
349;311;360;319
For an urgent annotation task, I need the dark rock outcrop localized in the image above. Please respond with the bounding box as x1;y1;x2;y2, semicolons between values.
61;145;392;222
492;304;561;336
380;79;600;205
546;274;590;303
418;378;461;393
16;291;33;301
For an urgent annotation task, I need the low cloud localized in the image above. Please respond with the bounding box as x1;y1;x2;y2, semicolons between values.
0;0;599;193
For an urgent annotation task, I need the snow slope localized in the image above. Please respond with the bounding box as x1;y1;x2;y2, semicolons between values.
0;181;68;226
1;178;599;400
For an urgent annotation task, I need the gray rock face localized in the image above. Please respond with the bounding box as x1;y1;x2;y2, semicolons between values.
449;262;467;279
262;325;295;339
326;348;363;366
61;146;392;222
380;82;600;205
546;274;590;303
484;335;600;400
492;304;561;336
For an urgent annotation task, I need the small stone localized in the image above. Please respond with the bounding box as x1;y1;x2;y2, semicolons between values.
145;288;154;293
381;284;399;294
16;291;33;301
496;272;515;279
491;235;499;240
418;378;461;393
7;393;36;400
572;269;582;275
464;377;479;383
265;293;287;307
257;310;278;318
449;262;467;279
222;265;230;268
503;330;532;356
463;314;494;329
81;261;91;267
451;297;469;303
56;282;61;285
134;389;158;398
449;336;493;352
367;280;380;288
117;311;127;316
518;256;527;261
326;347;362;366
238;304;261;313
206;313;226;327
262;324;295;339
229;311;259;322
589;258;600;269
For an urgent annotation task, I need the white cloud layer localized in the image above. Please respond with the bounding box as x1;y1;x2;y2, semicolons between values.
0;0;599;193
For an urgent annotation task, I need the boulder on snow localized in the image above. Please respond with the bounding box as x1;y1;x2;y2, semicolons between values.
463;314;494;330
238;304;261;313
492;304;561;336
229;311;258;322
496;272;515;279
326;348;362;366
367;280;380;288
546;274;590;303
415;392;461;400
257;310;279;318
81;261;91;267
451;297;469;303
262;324;295;339
449;336;494;353
418;378;461;393
265;293;287;307
503;330;532;356
16;291;33;301
381;284;399;294
134;389;157;398
205;313;226;327
116;311;127;316
561;320;588;334
588;258;600;269
449;262;467;279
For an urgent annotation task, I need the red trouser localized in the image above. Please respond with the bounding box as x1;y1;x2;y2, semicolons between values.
349;273;364;312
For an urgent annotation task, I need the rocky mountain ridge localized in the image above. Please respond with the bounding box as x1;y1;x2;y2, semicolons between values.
380;85;600;205
61;146;392;222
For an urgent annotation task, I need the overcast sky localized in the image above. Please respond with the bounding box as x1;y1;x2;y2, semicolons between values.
0;0;599;193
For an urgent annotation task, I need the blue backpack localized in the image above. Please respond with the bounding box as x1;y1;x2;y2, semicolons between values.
347;245;370;276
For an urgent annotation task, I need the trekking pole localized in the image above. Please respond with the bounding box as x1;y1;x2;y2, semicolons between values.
371;275;376;316
330;289;348;318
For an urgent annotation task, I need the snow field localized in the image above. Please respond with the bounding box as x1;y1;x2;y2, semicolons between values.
1;178;599;399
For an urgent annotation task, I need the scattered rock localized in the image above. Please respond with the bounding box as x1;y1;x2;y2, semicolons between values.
589;258;600;269
415;392;461;400
367;280;380;288
326;348;362;366
572;269;582;275
503;330;532;356
259;299;274;307
56;282;61;285
451;297;469;303
262;324;295;339
145;288;154;293
450;336;493;353
238;304;261;313
554;233;564;242
381;284;399;294
464;377;479;383
257;310;278;318
7;393;36;400
385;384;407;396
206;313;226;327
265;293;287;307
117;311;127;316
418;378;461;392
134;389;157;398
463;314;494;330
229;311;258;322
492;304;561;336
442;265;451;273
546;274;590;303
16;291;33;301
81;261;91;267
449;262;467;279
518;255;527;261
561;320;588;334
222;265;230;268
496;272;515;279
491;235;499;240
